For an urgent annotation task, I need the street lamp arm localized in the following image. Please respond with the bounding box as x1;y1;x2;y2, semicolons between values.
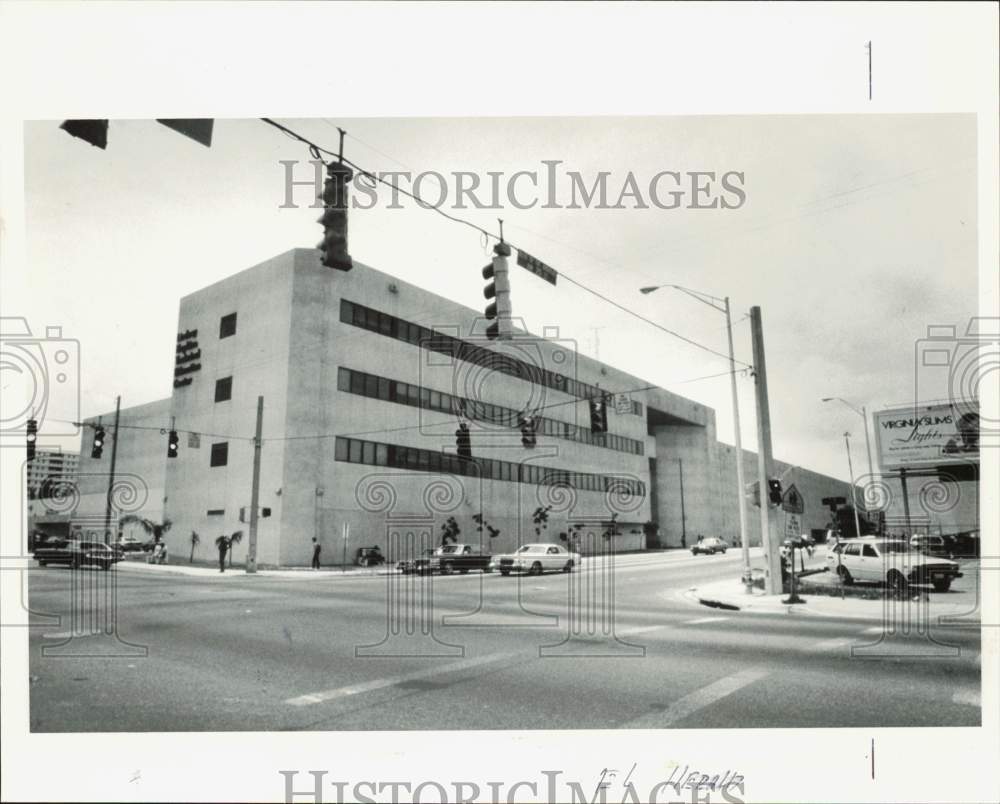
822;396;864;418
638;283;727;313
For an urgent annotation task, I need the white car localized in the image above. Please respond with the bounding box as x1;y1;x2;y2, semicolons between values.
489;543;580;576
826;538;962;592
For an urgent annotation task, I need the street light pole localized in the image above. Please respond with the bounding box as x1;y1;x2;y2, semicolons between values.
823;397;875;479
640;284;750;589
843;431;863;540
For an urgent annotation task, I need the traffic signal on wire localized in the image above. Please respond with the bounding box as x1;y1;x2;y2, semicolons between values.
318;160;354;271
589;397;608;434
26;418;38;461
520;415;537;448
92;426;105;459
167;429;179;458
456;422;472;459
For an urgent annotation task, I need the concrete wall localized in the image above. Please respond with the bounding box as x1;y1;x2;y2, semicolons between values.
162;252;294;565
281;250;654;565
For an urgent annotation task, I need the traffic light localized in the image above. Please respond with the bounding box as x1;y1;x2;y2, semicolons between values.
482;243;512;340
26;418;38;461
92;426;105;459
767;478;783;506
167;429;179;458
456;422;472;459
589;396;608;434
317;160;354;271
519;415;537;448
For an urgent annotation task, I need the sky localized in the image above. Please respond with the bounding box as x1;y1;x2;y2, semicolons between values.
19;114;978;481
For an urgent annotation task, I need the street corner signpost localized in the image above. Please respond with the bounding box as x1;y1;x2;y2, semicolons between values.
782;484;805;541
781;484;806;604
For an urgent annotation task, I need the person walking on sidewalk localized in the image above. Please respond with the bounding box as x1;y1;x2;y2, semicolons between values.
311;537;322;570
218;535;229;573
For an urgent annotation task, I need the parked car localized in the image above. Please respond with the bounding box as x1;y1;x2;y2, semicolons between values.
116;535;146;553
909;534;955;558
354;546;385;567
398;548;435;574
426;543;494;574
35;540;123;571
691;537;729;555
489;543;579;576
825;538;962;592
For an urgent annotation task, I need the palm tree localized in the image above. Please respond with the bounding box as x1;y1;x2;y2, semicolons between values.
119;515;173;547
227;530;244;567
189;530;200;563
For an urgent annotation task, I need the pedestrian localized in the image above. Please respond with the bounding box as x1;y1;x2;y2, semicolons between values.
218;535;229;573
311;537;321;570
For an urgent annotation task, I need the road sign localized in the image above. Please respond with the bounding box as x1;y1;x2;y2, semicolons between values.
614;393;632;415
781;484;804;514
516;249;558;285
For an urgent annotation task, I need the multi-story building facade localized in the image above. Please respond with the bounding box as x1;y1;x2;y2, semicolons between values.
73;248;854;566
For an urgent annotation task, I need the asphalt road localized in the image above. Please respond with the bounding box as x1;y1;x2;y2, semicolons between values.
26;550;981;732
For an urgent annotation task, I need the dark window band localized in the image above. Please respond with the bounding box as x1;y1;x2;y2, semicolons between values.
334;436;645;498
340;299;609;403
337;366;644;456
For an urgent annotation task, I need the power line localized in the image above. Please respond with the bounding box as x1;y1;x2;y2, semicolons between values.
259;117;751;370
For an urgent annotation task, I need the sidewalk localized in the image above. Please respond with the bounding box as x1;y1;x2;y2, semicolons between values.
117;559;395;580
689;573;982;623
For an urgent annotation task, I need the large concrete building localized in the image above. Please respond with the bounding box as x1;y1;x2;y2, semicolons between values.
73;248;854;566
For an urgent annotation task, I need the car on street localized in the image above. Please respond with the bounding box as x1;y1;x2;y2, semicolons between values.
419;543;494;574
116;535;146;553
489;543;579;576
691;537;729;555
909;534;955;558
34;539;124;571
398;548;435;574
825;538;962;592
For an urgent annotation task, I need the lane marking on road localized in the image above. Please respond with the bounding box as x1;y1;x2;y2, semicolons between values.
41;631;100;640
952;689;981;707
284;651;517;707
809;637;856;652
863;626;884;634
622;667;770;728
619;625;669;637
683;616;731;625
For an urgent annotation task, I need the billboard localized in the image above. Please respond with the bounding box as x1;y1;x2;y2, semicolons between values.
874;402;980;470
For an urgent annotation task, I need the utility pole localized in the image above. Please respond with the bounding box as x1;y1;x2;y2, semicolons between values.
102;395;121;545
677;458;687;548
246;396;263;574
750;307;782;594
844;432;864;539
725;297;751;592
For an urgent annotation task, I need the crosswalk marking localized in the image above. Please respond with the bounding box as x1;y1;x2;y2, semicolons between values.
622;667;770;728
284;651;515;706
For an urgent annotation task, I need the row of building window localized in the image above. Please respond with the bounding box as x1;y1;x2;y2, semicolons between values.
340;299;610;404
334;436;646;498
337;366;644;456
